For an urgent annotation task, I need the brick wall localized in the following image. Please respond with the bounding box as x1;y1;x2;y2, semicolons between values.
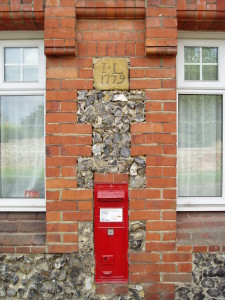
0;0;44;30
177;212;225;247
0;212;46;253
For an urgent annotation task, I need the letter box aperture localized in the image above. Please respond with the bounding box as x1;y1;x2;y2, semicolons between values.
94;183;128;283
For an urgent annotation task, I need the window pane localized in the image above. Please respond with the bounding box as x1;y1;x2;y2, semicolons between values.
23;48;38;65
184;47;200;63
4;66;20;81
202;65;218;80
202;47;218;63
178;94;222;197
5;48;21;64
185;65;200;80
0;95;45;198
23;66;38;81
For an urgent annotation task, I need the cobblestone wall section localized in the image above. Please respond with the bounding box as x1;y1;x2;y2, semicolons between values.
176;253;225;299
77;90;146;189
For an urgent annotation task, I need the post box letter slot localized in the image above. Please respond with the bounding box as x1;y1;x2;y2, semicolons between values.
97;190;125;201
102;271;112;276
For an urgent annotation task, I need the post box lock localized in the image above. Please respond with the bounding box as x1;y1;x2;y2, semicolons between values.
108;229;114;236
94;183;128;283
102;255;113;265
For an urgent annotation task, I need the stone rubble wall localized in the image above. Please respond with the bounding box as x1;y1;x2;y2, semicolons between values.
176;253;225;300
77;90;146;189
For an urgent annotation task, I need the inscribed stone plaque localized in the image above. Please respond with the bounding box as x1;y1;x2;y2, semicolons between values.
94;58;129;90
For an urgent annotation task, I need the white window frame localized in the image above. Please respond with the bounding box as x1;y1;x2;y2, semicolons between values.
0;32;46;212
177;33;225;211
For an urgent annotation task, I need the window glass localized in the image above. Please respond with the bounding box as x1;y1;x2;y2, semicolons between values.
178;94;222;197
184;46;218;81
0;95;45;198
4;47;38;82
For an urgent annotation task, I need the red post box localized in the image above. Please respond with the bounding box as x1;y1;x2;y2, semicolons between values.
94;183;128;283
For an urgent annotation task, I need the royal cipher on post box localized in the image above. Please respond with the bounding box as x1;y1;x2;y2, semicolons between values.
94;183;128;283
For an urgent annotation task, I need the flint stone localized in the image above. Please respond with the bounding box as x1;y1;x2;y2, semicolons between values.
103;115;114;125
193;293;205;300
130;163;138;176
77;90;87;100
113;94;128;101
201;278;215;288
114;107;122;116
92;144;102;156
177;287;190;296
0;288;5;297
120;147;130;158
7;287;17;296
208;266;224;277
207;288;220;297
130;175;145;188
135;157;145;166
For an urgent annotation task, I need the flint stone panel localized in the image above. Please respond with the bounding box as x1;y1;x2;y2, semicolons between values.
176;253;225;299
77;90;146;189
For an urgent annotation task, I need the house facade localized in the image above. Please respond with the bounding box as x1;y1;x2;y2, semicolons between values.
0;0;225;299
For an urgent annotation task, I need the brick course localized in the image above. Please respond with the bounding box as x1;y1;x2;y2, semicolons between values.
0;212;46;253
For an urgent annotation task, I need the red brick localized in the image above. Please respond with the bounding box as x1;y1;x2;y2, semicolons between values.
47;223;78;232
163;232;176;241
130;199;146;210
146;200;176;210
61;167;76;177
130;211;160;221
63;234;78;243
46;157;77;167
131;145;162;156
130;252;160;263
47;233;61;243
46;211;61;221
96;285;113;295
46;179;77;188
78;201;93;211
162;273;192;283
177;245;192;252
130;273;160;283
146;232;161;241
48;244;78;253
163;253;192;263
193;246;208;252
147;221;176;231
146;242;176;251
61;145;92;156
178;263;192;273
129;189;161;199
46;201;77;211
61;124;92;134
47;68;78;79
114;285;128;295
63;211;93;221
209;245;221;252
62;189;93;200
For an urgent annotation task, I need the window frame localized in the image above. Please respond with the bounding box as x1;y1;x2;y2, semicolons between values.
0;34;46;212
177;36;225;211
0;39;45;90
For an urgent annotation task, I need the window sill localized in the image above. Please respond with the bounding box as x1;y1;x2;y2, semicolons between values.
0;198;46;212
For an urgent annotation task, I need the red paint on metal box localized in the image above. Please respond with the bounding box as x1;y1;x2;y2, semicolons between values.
94;183;128;283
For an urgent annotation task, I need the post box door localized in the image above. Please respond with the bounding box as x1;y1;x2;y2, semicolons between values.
94;183;128;283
